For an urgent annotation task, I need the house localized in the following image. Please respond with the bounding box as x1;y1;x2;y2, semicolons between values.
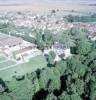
52;42;71;59
52;42;65;56
43;42;71;61
88;32;96;41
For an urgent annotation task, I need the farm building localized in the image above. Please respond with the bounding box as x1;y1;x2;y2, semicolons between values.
0;33;42;62
0;33;22;51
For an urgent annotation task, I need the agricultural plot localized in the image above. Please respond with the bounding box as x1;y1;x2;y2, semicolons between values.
0;55;47;80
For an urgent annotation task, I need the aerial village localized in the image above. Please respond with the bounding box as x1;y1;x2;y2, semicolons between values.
0;11;96;64
0;8;96;100
0;11;74;64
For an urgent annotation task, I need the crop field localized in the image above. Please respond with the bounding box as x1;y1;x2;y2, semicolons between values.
0;4;96;13
0;55;47;80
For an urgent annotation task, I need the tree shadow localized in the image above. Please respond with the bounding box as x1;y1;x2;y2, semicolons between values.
32;89;48;100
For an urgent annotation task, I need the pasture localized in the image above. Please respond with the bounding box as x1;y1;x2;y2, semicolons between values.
0;55;47;80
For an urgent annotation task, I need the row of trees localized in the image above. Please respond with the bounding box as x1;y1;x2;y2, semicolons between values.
35;29;77;51
66;13;96;22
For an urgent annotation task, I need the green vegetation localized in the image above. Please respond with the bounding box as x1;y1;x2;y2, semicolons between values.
76;38;92;55
47;51;56;66
35;30;54;51
0;78;8;94
0;60;16;69
0;55;47;80
0;27;96;100
0;11;96;100
54;30;75;48
0;56;6;62
66;13;96;22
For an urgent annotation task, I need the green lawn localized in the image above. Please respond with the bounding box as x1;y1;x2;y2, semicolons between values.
0;56;6;62
0;60;16;69
0;55;47;80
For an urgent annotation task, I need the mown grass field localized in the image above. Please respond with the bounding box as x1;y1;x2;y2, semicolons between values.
0;60;16;69
0;55;47;80
0;56;6;62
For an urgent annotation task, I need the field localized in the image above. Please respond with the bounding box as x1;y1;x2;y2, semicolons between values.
55;10;89;17
0;56;6;62
0;55;47;80
0;60;16;69
0;33;47;80
0;3;96;13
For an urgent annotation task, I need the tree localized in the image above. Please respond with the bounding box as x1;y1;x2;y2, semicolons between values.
47;68;61;92
51;9;56;14
58;92;71;100
70;28;86;40
35;30;45;50
92;40;96;49
55;60;67;76
47;51;56;66
67;56;87;77
90;79;96;100
38;68;50;89
38;67;60;92
46;93;57;100
85;49;96;65
56;31;75;48
35;30;54;50
71;93;82;100
0;78;8;94
90;60;96;72
74;79;84;95
76;38;92;55
67;15;74;22
43;31;53;48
